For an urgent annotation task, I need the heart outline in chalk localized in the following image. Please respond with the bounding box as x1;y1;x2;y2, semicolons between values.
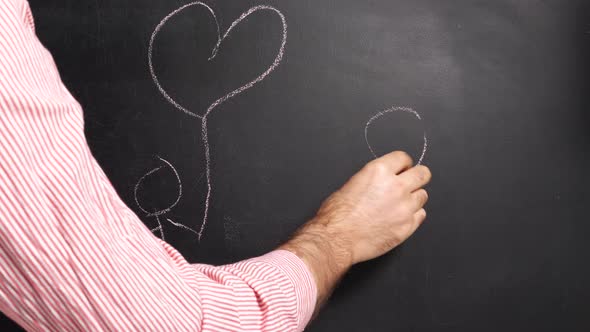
148;2;287;120
147;2;288;240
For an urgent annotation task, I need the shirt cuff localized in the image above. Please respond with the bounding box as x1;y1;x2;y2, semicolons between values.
255;250;317;330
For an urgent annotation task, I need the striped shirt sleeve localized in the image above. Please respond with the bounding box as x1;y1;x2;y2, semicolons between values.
0;0;318;331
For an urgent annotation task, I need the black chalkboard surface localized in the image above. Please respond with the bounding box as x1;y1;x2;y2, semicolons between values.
2;1;589;331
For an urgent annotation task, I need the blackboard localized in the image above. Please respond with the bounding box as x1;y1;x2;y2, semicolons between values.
2;1;589;331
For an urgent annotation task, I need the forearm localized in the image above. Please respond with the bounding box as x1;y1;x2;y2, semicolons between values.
279;218;353;313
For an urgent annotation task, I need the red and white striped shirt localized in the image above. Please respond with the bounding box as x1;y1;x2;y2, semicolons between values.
0;0;317;330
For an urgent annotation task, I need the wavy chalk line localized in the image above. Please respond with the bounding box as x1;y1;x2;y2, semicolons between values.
365;107;427;165
144;2;287;240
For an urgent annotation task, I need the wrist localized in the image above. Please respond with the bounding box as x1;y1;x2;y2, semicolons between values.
310;220;354;271
287;221;353;270
279;218;353;309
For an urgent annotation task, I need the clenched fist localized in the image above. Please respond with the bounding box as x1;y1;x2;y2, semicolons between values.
280;151;431;310
317;150;430;263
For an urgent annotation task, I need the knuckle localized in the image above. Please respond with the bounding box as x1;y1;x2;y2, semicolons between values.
410;166;430;184
393;151;413;165
418;189;429;204
367;159;389;175
413;171;424;183
417;208;427;221
363;161;377;173
419;165;432;182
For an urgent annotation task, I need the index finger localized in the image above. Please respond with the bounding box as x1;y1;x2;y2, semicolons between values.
373;151;413;174
398;165;432;191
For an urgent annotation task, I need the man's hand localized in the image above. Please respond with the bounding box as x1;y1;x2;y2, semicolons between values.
280;151;431;311
317;150;431;264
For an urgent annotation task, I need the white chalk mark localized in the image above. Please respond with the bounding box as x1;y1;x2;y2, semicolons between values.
134;156;199;240
134;165;163;215
365;107;428;165
155;214;165;241
148;2;220;118
148;3;288;240
134;156;182;216
167;218;200;236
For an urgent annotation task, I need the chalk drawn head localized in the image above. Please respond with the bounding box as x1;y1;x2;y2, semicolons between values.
134;156;199;240
134;156;182;218
365;107;428;165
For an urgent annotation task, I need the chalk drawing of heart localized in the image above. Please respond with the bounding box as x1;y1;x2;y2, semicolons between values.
365;107;428;165
148;2;287;240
